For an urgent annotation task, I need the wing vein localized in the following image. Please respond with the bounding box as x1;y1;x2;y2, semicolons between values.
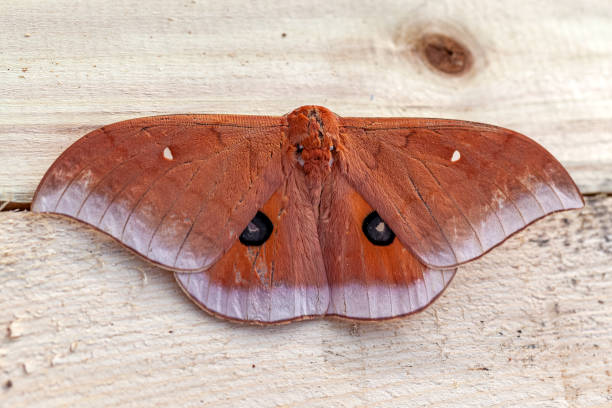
414;156;508;238
474;130;565;208
397;154;459;261
97;166;147;226
172;153;230;267
118;161;192;240
418;156;528;226
409;158;486;251
346;149;437;262
427;128;549;214
119;140;238;242
145;162;205;255
53;126;149;212
174;140;281;269
359;234;372;319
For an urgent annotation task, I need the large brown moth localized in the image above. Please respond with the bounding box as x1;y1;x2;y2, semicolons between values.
32;106;583;323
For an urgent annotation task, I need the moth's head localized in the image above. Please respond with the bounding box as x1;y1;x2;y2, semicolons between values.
286;106;339;174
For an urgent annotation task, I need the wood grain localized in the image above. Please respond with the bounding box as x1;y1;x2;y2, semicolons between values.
1;0;612;204
2;0;611;406
1;196;611;407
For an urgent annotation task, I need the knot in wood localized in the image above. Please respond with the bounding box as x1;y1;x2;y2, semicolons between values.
418;33;472;75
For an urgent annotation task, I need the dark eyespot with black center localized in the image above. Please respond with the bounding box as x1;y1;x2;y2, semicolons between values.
239;211;273;246
296;144;304;153
362;211;395;246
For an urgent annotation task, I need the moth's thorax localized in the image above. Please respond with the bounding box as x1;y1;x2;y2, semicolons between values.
286;106;339;185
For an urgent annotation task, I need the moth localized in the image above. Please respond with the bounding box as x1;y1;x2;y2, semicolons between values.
32;106;583;323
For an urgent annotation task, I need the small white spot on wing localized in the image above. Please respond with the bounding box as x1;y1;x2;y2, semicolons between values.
163;147;174;161
451;150;461;162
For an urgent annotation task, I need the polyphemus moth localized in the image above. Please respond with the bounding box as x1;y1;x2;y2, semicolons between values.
32;106;583;324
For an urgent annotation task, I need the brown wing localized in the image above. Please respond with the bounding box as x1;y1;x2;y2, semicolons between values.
175;172;329;323
319;170;456;320
32;114;286;272
338;117;583;269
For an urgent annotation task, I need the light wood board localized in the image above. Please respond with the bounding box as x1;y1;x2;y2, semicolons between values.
1;0;612;204
1;197;611;407
1;1;612;407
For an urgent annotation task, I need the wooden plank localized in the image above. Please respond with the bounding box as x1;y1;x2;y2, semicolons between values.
2;0;612;203
2;0;611;406
1;197;610;407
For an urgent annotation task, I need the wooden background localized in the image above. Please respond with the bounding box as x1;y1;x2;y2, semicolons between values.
1;1;611;406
